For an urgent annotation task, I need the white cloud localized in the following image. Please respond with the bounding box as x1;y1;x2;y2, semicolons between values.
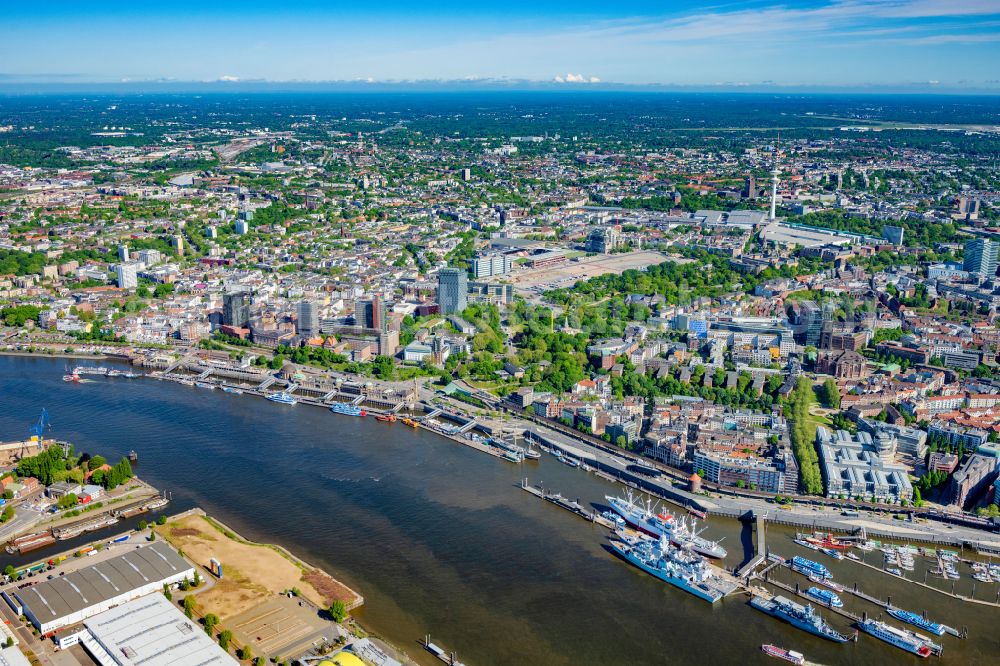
554;73;600;83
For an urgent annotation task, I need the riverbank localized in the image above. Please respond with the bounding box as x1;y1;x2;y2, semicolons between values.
0;350;109;360
5;354;1000;666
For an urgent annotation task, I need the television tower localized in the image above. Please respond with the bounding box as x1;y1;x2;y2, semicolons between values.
769;164;779;221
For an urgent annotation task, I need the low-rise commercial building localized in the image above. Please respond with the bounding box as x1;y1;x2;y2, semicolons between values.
58;593;237;665
817;427;913;502
11;542;195;635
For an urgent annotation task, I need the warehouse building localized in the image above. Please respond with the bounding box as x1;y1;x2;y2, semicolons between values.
58;593;236;666
12;541;195;635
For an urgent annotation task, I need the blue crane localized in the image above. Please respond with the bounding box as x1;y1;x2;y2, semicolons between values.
29;408;50;451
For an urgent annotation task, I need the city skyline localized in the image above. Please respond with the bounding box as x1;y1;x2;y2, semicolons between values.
4;0;1000;90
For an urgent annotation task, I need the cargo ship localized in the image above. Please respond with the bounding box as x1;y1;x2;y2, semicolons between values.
750;595;851;642
857;619;941;657
605;492;727;559
609;534;731;603
330;403;365;417
266;392;297;405
761;645;805;665
6;531;56;555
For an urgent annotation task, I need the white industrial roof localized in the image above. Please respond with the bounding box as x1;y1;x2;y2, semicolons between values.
84;593;236;666
0;647;31;666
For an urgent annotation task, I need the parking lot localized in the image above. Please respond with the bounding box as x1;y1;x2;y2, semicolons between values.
227;595;343;659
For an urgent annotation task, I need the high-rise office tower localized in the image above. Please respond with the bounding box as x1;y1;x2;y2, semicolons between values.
354;295;387;332
115;262;138;289
437;267;468;315
297;300;319;338
964;238;998;278
223;290;251;328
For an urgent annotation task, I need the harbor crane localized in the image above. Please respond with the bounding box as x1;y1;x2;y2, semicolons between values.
29;408;51;451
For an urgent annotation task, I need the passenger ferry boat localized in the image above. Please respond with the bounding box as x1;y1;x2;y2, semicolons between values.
375;413;397;422
805;586;843;608
791;556;831;579
605;492;727;559
330;403;365;417
886;607;951;637
266;392;297;405
760;645;805;665
857;619;941;657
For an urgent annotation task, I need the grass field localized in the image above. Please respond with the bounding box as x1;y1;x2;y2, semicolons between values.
163;514;361;619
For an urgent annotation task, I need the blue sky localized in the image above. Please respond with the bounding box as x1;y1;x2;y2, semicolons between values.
3;0;999;88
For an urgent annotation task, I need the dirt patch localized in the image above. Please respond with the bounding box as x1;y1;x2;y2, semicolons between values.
301;569;357;606
191;564;270;619
162;514;361;620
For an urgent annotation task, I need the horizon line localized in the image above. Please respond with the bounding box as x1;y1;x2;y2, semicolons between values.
1;78;1000;96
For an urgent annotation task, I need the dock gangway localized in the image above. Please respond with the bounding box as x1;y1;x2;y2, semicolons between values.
457;420;478;434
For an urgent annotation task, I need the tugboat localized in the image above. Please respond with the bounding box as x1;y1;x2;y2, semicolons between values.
62;368;80;382
128;450;138;463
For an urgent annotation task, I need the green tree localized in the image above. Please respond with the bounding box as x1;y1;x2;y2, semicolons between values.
371;355;394;380
327;600;348;623
87;455;106;470
203;613;219;636
183;595;196;619
218;629;232;650
819;379;841;409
